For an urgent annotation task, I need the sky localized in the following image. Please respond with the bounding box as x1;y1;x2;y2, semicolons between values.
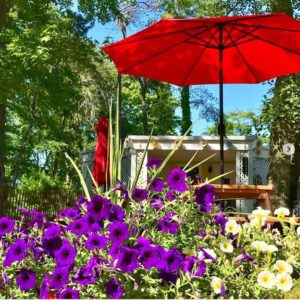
88;19;272;135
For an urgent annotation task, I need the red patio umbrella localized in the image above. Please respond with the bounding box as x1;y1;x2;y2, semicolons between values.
93;116;110;186
103;13;300;178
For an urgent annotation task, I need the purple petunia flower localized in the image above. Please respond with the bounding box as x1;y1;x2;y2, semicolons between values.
139;245;161;269
195;184;215;213
83;213;103;232
146;158;163;170
157;214;179;234
159;270;178;284
108;222;130;245
182;257;206;277
131;188;148;202
57;287;80;299
16;269;36;291
87;195;112;220
105;278;124;299
72;265;97;286
109;244;121;261
67;218;88;235
149;178;165;192
42;236;63;257
214;211;228;229
108;205;126;222
85;233;107;251
64;208;80;220
166;190;176;201
55;241;76;266
2;271;10;286
3;239;27;267
150;195;164;210
113;180;129;201
28;239;42;261
0;217;15;237
136;236;152;248
166;168;188;192
159;248;184;273
51;267;69;290
235;252;254;263
40;274;51;299
116;246;139;273
28;210;45;229
43;224;61;239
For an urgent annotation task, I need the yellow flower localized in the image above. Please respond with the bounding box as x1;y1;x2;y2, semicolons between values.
276;273;293;292
257;270;276;289
273;260;293;274
220;238;234;253
274;207;290;218
225;220;241;235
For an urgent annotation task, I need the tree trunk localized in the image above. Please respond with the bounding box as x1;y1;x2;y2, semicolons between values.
138;78;149;135
180;86;192;135
269;0;297;209
0;0;7;186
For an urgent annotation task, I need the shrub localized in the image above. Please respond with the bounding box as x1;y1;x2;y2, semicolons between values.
0;165;300;299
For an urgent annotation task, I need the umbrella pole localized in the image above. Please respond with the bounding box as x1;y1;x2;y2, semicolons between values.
218;24;225;184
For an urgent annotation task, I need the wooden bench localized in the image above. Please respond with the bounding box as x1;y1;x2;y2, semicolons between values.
212;184;274;212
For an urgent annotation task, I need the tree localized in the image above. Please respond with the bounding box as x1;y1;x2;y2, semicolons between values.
0;0;117;189
204;110;264;136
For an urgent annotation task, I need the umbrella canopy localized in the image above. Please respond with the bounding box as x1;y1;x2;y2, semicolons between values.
103;13;300;178
93;116;110;186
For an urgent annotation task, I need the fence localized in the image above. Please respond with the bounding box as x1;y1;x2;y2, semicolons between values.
0;186;78;219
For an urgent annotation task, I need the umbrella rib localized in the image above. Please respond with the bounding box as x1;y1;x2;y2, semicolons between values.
223;20;237;46
234;22;300;33
233;26;300;57
224;26;259;82
184;40;216;48
121;25;216;74
224;25;259;48
105;24;214;48
181;27;218;85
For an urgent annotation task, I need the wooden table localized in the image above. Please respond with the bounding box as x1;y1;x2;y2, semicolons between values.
211;184;274;212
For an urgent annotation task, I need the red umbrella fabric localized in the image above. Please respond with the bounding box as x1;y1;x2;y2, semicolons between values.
103;13;300;177
103;13;300;85
93;116;110;186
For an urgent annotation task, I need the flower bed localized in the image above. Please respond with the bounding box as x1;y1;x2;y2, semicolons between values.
0;162;300;299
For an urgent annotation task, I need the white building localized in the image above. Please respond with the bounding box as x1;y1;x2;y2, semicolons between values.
82;135;270;212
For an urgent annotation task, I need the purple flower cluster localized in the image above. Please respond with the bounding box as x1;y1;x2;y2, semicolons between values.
157;213;179;234
0;167;229;299
195;184;215;213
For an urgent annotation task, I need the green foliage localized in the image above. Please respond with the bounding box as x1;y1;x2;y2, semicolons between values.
204;110;267;138
121;76;179;136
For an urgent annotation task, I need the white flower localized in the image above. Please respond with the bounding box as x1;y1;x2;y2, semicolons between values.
274;207;290;218
297;226;300;235
211;277;225;294
249;216;265;228
225;220;241;235
276;273;293;292
200;248;217;262
257;270;276;289
266;244;278;253
287;255;296;265
252;206;271;218
220;238;234;253
273;260;293;274
251;241;269;252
